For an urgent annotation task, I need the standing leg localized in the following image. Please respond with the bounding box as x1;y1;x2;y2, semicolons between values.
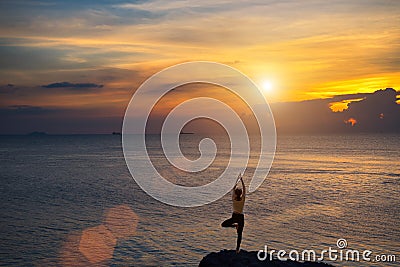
236;215;244;252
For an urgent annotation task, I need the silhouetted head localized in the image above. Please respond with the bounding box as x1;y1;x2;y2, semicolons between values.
234;188;242;201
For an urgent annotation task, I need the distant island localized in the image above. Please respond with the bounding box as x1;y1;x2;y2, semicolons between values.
180;131;194;134
112;132;122;135
27;131;48;136
199;250;333;267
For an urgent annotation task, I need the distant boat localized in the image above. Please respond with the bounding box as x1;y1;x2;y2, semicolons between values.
112;132;122;135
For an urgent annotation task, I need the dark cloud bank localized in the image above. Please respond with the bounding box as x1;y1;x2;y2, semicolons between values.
42;82;103;89
272;88;399;134
0;88;398;135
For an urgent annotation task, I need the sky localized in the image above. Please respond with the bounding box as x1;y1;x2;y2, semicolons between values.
0;0;399;134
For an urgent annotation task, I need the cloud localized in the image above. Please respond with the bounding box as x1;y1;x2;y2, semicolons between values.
271;88;400;134
344;118;357;126
329;98;365;112
0;87;398;134
42;82;103;89
0;104;122;134
0;67;150;119
340;88;400;132
0;0;399;101
0;105;59;116
0;46;93;71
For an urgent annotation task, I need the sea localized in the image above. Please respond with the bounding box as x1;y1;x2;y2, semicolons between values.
0;134;398;266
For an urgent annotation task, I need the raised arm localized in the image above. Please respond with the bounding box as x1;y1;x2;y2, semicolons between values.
240;176;246;198
232;173;241;199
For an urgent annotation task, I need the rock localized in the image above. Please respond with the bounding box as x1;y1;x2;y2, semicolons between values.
199;250;333;267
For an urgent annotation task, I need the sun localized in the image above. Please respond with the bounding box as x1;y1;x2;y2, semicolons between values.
261;80;273;93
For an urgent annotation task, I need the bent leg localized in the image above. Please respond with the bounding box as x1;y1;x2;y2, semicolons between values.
221;217;235;228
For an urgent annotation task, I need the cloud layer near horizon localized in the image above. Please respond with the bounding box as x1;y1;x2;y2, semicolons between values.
1;86;398;134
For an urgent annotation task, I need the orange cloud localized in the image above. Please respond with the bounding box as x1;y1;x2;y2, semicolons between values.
344;117;357;126
329;98;365;112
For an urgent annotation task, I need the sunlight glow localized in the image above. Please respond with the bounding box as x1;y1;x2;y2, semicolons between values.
261;80;273;93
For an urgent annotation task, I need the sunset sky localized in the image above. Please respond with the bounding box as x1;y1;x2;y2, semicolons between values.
0;0;399;134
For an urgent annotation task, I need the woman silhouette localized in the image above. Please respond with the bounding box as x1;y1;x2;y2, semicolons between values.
221;173;246;253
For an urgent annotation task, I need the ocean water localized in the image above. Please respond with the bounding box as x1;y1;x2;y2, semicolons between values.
0;134;399;266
